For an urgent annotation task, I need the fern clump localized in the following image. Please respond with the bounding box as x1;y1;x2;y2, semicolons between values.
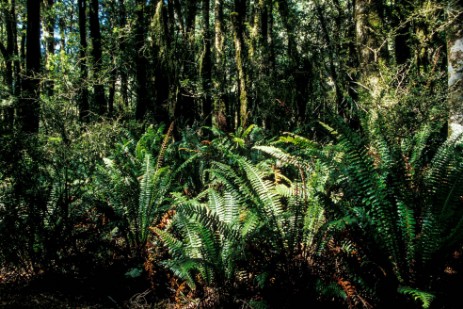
277;115;462;308
152;126;328;307
95;123;176;259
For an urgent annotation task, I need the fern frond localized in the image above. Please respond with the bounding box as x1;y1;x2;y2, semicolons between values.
240;209;260;238
419;211;441;265
150;226;185;258
398;286;435;309
155;122;175;171
222;190;239;226
163;258;200;290
397;200;416;270
253;145;310;170
276;131;320;149
303;201;325;249
237;157;283;222
179;203;241;242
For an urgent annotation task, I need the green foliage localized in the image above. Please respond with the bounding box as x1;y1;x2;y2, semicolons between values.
283;115;463;306
96;123;176;256
152;126;331;307
398;286;435;309
0;118;124;271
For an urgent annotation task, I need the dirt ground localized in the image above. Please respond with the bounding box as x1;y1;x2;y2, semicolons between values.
0;269;169;309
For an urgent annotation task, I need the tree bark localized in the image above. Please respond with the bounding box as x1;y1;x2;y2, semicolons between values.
89;0;106;115
134;2;148;120
117;0;129;107
212;0;227;130
43;0;55;96
19;0;41;133
78;0;89;120
448;0;463;138
277;0;297;68
393;0;413;66
201;0;212;127
232;0;249;128
315;0;343;112
152;1;170;124
0;0;18;131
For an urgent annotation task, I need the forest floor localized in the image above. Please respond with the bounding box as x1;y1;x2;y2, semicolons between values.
0;268;171;308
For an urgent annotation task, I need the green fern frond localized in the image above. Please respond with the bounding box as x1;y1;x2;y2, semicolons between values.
241;124;257;139
276;131;320;149
318;121;339;136
315;279;346;301
222;190;239;226
138;154;156;244
240;209;260;238
253;145;310;170
397;200;416;268
151;226;185;258
163;258;200;289
237;157;283;222
398;286;435;309
332;124;401;262
408;124;435;173
179;203;241;242
419;211;441;265
207;188;224;219
303;201;325;248
208;161;252;207
135;125;163;160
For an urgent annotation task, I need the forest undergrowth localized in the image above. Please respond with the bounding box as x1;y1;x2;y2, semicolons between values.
2;108;463;309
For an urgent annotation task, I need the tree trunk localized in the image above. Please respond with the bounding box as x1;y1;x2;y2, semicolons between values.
107;1;116;117
201;0;212;127
152;1;170;124
393;0;413;66
59;17;66;52
134;2;148;120
448;0;463;138
277;0;297;69
354;0;384;100
267;2;275;72
43;0;55;96
19;0;41;133
78;0;89;120
117;0;129;107
355;0;389;68
0;0;18;131
89;0;106;115
212;0;228;130
315;0;343;113
232;0;249;128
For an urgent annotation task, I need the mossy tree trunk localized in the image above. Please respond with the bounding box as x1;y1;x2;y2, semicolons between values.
232;0;249;128
201;0;212;127
448;0;463;138
134;1;148;120
212;0;228;130
118;0;129;107
43;0;55;97
78;0;89;121
89;0;106;115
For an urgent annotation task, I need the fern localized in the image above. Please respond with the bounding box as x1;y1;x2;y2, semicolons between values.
155;122;174;171
237;157;284;225
153;166;246;289
97;124;176;257
398;286;435;309
154;132;317;295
